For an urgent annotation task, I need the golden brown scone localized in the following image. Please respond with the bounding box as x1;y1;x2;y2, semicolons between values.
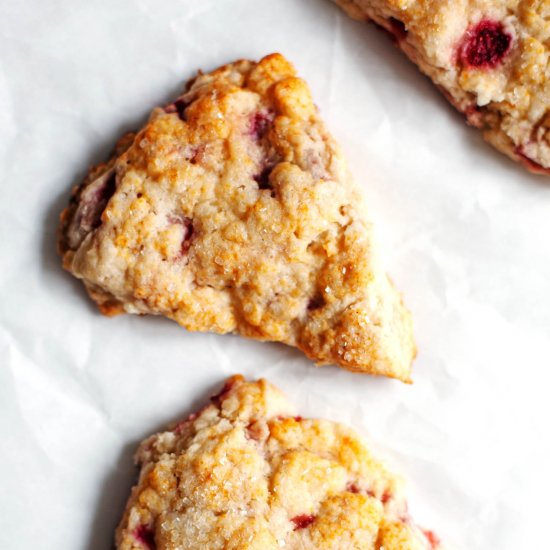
116;376;442;550
58;53;415;381
336;0;550;175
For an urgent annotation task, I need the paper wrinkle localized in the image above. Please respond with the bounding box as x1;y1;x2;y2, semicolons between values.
5;331;113;441
2;1;550;549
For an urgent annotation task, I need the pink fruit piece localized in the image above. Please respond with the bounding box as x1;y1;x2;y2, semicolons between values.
165;98;189;121
173;412;198;434
186;145;204;165
91;173;117;228
249;111;274;140
168;215;194;256
458;20;512;69
65;168;117;251
180;219;194;255
75;169;117;232
291;514;316;530
133;525;156;549
275;415;302;422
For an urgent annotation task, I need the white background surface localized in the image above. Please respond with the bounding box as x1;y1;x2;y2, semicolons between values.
1;0;550;548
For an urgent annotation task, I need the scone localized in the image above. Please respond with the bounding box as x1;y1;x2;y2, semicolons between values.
336;0;550;174
58;53;415;381
116;375;442;550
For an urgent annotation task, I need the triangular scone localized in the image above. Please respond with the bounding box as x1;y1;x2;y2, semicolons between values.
58;54;415;381
336;0;550;174
116;376;442;549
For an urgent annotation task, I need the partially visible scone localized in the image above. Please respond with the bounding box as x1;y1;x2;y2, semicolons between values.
58;53;415;381
336;0;550;174
116;375;442;550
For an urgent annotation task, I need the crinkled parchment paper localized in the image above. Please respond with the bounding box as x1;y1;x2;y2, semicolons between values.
1;0;550;548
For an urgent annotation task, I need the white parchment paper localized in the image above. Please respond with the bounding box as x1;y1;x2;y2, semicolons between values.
1;1;550;548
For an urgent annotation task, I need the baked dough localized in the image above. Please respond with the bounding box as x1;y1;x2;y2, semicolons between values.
336;0;550;174
116;375;441;550
58;54;415;381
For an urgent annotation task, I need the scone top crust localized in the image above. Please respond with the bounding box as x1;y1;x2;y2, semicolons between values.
116;376;441;550
59;53;415;381
337;0;550;173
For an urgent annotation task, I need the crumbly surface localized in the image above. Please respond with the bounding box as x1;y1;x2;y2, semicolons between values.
116;376;441;550
58;53;415;381
336;0;550;174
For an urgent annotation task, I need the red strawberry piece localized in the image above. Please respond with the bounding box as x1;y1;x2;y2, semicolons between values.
168;215;194;256
291;514;316;530
165;98;189;121
249;111;274;140
458;20;512;68
133;525;156;549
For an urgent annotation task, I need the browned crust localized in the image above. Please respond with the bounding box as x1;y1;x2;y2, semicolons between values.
115;376;440;549
57;53;415;381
